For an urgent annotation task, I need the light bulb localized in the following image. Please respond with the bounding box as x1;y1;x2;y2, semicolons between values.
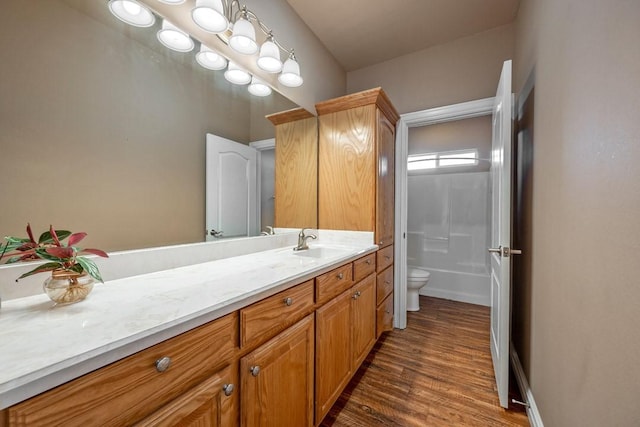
278;57;303;87
192;0;228;33
157;20;194;52
248;76;272;97
257;39;282;73
229;16;258;55
196;45;228;70
122;1;141;15
224;62;251;85
108;0;155;27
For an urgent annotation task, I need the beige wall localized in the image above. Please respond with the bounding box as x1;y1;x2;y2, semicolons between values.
513;0;640;425
347;24;515;114
0;0;344;253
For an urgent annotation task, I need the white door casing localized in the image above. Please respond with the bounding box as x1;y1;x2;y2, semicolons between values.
489;59;513;409
206;134;258;240
395;98;495;329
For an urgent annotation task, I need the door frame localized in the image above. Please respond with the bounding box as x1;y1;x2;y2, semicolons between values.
394;97;495;329
250;138;276;232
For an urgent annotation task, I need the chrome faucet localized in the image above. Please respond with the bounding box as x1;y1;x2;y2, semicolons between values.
261;226;275;236
293;228;317;251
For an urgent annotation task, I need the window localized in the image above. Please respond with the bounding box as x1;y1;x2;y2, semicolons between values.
408;149;478;171
407;153;437;171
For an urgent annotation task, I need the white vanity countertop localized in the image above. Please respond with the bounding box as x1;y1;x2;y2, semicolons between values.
0;241;377;409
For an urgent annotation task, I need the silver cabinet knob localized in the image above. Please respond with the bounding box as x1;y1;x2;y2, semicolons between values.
337;273;344;280
222;383;234;396
155;356;171;373
284;297;293;306
356;291;361;297
250;365;260;377
352;290;361;300
365;259;372;265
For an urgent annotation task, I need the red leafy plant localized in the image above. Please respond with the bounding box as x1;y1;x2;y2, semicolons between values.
0;224;109;282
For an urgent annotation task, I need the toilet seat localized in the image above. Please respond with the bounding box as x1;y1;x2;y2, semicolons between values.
408;267;430;280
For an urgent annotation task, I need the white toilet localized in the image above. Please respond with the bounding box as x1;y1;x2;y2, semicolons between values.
407;267;431;311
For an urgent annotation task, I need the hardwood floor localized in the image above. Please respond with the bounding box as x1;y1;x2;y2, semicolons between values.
320;296;529;426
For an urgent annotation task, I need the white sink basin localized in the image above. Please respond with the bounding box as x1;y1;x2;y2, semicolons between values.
292;247;349;259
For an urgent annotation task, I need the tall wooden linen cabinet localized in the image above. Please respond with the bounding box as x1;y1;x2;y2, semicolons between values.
316;87;399;338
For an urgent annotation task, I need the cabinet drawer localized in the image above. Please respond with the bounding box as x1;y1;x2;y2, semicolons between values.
240;280;314;348
316;263;354;304
353;253;376;283
376;245;394;272
376;292;394;338
376;265;394;305
8;313;238;427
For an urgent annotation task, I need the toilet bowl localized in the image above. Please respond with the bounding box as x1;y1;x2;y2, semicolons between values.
407;267;430;311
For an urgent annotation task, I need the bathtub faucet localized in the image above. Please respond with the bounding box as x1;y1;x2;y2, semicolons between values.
293;228;317;251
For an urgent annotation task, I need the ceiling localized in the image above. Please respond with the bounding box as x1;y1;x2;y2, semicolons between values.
285;0;521;71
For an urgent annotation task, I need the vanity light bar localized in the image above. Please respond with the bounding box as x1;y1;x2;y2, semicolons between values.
107;0;303;96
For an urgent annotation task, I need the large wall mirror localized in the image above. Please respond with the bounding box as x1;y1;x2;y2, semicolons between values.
0;0;308;252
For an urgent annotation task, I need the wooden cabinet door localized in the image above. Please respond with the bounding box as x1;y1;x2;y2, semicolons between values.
377;293;394;338
375;110;395;247
241;314;314;427
318;105;376;232
274;116;318;229
351;274;377;370
135;365;237;427
315;289;352;424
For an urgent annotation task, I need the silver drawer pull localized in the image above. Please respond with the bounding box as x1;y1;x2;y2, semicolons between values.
155;356;171;373
352;290;361;299
284;297;293;306
250;365;260;377
337;273;344;280
365;259;372;265
222;383;234;396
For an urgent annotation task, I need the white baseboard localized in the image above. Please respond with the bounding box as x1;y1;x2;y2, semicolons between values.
420;288;490;306
510;345;544;427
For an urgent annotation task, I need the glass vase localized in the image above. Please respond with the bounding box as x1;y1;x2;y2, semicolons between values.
43;269;95;304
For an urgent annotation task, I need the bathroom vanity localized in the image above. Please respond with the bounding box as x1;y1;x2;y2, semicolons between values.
0;235;394;426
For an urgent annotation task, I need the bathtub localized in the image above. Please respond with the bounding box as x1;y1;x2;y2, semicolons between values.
415;265;490;306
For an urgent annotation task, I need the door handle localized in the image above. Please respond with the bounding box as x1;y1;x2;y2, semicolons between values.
488;246;523;257
208;229;224;238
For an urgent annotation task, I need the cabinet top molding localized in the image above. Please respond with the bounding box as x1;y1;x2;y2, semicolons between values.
315;87;400;125
266;107;316;125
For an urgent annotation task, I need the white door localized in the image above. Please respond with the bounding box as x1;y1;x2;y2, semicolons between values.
489;60;516;408
206;134;258;240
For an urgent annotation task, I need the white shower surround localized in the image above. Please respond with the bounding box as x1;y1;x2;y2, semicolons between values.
407;172;491;306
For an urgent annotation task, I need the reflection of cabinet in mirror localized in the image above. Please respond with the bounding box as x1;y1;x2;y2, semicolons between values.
266;108;318;229
316;88;400;248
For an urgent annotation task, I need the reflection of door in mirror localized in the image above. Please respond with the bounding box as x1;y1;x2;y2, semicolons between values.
206;134;259;240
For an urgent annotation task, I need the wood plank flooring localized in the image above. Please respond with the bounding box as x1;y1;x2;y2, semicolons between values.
320;296;529;426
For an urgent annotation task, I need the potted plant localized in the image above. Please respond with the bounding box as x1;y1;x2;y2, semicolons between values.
0;224;109;304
